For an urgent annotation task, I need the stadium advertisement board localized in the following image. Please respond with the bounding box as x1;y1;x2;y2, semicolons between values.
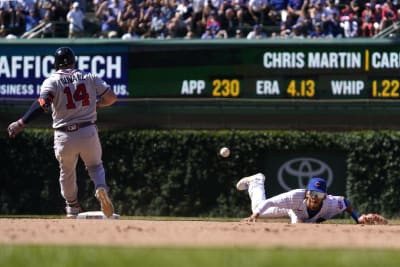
0;43;129;99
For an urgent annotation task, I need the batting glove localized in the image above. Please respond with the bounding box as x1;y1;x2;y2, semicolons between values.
8;119;24;138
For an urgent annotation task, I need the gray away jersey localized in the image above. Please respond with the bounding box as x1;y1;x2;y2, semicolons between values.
40;68;110;129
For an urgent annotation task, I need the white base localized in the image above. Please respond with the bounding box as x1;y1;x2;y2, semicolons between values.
76;211;120;220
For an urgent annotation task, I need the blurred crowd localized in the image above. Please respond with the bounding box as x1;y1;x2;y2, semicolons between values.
1;0;400;39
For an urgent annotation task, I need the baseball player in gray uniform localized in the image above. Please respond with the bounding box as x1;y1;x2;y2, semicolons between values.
236;173;360;224
7;47;116;218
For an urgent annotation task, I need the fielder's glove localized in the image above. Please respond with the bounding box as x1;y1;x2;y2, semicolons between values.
358;213;388;225
7;119;24;138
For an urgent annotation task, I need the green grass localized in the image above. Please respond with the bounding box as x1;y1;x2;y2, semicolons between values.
0;246;399;267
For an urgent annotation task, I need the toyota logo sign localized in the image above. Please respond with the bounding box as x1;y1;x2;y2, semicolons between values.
277;157;333;191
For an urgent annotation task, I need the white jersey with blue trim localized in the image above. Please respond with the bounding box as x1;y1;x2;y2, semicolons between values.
254;189;347;223
40;68;110;129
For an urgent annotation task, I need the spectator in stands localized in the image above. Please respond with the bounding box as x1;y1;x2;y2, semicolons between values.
117;1;139;35
166;11;189;38
321;0;341;37
171;0;193;37
51;0;70;21
121;21;140;39
7;4;26;36
219;5;240;37
67;2;85;38
247;23;267;38
281;0;307;37
199;10;222;38
204;0;225;16
309;0;325;25
93;0;104;13
12;0;398;39
340;15;358;38
292;1;312;37
201;25;217;38
309;21;326;37
160;0;175;24
76;0;88;12
205;10;221;30
269;0;289;25
324;9;343;37
231;0;249;29
191;0;206;36
109;0;124;17
349;0;360;17
0;24;5;37
149;8;166;38
0;1;7;30
137;0;156;37
373;3;383;35
184;28;195;38
96;0;120;36
287;22;305;38
286;0;306;29
323;0;338;16
380;1;398;32
37;0;53;19
39;9;55;38
176;0;194;24
361;2;374;37
25;9;40;32
107;29;119;37
339;1;356;19
248;0;268;25
234;28;244;37
0;0;22;35
21;0;37;15
216;28;228;37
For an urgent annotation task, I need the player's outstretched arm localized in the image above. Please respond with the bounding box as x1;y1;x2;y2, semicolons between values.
96;88;117;108
7;97;49;138
344;198;359;223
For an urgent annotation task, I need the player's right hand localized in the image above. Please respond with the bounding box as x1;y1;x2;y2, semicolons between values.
7;119;24;138
242;213;259;223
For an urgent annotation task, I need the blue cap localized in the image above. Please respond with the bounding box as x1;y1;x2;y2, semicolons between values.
307;177;327;193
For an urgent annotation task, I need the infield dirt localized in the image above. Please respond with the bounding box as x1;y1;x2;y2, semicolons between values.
0;218;399;248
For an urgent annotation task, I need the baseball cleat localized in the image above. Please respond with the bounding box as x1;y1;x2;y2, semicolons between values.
236;173;265;191
236;177;253;190
95;187;114;217
65;202;82;218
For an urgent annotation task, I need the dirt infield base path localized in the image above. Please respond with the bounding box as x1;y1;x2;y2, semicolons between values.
1;219;399;248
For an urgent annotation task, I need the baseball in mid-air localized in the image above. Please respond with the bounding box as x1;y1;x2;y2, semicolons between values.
219;147;230;158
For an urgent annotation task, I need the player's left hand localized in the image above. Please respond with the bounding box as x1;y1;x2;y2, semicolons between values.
358;213;388;225
7;119;24;138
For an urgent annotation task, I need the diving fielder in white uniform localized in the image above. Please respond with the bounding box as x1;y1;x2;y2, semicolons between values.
7;47;116;218
236;173;360;224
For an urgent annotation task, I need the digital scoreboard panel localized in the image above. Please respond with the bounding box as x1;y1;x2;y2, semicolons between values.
129;41;400;100
2;40;400;101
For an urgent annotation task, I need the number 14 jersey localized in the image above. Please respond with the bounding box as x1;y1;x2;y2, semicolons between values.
40;68;111;129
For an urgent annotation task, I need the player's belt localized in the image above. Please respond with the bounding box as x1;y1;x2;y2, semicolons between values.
56;121;95;132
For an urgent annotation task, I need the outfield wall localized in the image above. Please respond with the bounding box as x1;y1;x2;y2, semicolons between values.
2;39;400;216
